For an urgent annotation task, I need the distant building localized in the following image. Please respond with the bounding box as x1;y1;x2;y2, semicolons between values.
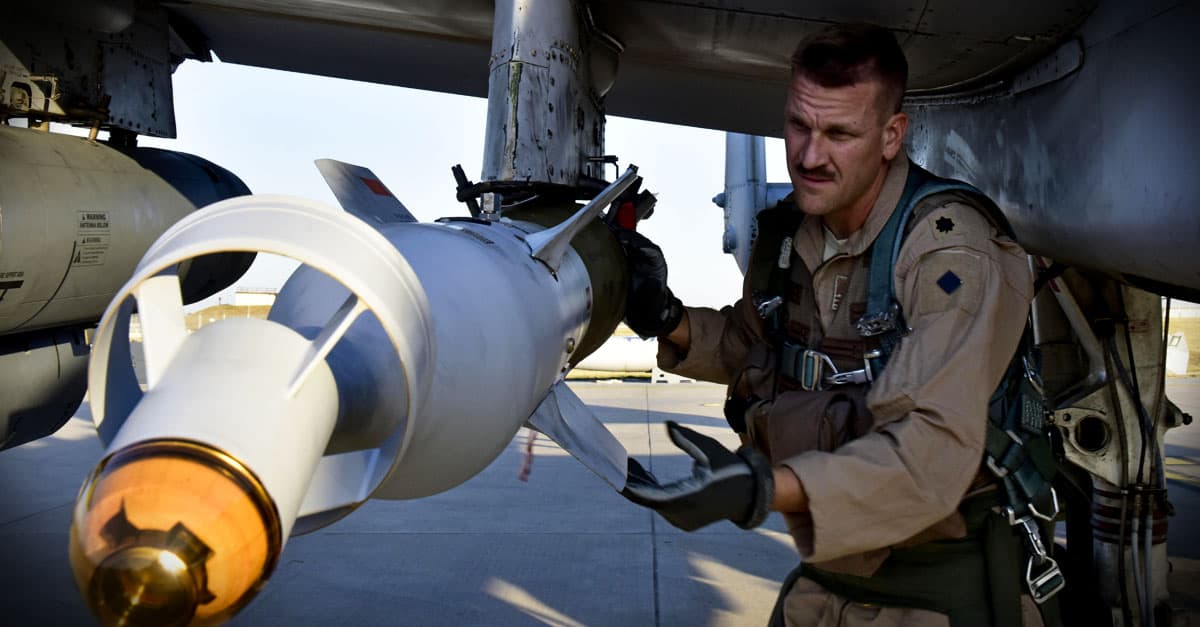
233;288;277;308
1167;332;1190;375
1169;299;1200;318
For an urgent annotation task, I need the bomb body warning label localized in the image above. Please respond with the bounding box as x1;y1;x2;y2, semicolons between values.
73;212;111;267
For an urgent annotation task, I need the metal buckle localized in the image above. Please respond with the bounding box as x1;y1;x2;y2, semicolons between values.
783;346;872;390
1016;516;1049;559
756;295;783;319
799;350;836;391
986;429;1024;480
828;369;871;386
1002;487;1059;526
855;302;901;337
1022;355;1045;396
1028;487;1060;522
1026;555;1065;604
1012;507;1065;604
861;349;881;383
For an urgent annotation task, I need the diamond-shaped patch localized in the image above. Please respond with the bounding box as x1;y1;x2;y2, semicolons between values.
936;270;962;294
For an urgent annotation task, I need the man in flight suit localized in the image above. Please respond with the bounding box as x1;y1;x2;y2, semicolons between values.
617;23;1045;626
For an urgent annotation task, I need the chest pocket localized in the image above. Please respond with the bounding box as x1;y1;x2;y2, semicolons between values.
781;252;874;379
783;262;819;351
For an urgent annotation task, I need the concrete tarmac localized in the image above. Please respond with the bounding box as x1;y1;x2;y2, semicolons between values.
0;382;798;626
2;380;1198;626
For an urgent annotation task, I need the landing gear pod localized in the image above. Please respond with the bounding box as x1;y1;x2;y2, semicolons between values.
0;127;254;335
0;127;256;451
0;127;194;334
116;145;257;305
0;327;89;450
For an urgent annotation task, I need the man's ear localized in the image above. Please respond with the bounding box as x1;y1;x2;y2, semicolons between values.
881;111;908;161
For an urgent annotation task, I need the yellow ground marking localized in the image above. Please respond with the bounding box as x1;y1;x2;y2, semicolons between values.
1167;471;1194;483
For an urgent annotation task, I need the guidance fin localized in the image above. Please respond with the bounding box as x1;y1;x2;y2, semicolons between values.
315;158;418;224
525;166;639;271
526;381;629;490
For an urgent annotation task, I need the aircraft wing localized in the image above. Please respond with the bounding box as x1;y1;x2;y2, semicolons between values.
165;0;1094;138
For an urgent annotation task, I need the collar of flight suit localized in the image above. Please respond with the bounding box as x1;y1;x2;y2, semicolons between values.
793;152;912;273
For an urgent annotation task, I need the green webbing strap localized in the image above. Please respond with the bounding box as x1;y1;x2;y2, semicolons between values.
984;330;1060;518
988;420;1051;513
983;506;1026;627
862;164;1018;375
863;167;983;373
863;164;1060;520
777;492;1020;627
859;165;926;373
747;205;805;343
767;564;804;627
848;163;1066;620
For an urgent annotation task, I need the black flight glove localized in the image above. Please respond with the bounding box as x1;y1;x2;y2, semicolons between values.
621;421;774;531
616;229;684;338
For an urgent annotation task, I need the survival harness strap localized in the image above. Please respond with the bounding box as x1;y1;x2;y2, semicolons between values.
753;164;1065;605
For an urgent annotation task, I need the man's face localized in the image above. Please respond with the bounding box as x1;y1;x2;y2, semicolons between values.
783;73;905;225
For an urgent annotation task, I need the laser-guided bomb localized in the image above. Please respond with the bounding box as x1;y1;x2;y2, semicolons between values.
69;161;640;625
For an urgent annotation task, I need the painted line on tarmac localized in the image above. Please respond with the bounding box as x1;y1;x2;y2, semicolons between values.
1168;471;1196;483
1168;473;1200;495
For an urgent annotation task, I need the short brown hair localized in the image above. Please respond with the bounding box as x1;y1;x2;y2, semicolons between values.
790;23;908;114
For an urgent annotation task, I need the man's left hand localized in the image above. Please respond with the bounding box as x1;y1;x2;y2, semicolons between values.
615;229;684;338
621;422;774;531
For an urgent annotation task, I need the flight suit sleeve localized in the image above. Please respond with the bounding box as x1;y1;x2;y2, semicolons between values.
779;200;1034;563
657;296;761;386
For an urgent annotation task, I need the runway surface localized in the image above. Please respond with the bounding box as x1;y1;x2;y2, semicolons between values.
2;379;1198;626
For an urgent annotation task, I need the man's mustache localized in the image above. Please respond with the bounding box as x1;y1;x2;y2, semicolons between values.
794;165;835;181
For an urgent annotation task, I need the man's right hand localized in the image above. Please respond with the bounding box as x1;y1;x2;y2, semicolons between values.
620;422;774;531
616;229;684;338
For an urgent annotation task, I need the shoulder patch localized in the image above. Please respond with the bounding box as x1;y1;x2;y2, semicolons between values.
936;270;962;294
915;250;983;317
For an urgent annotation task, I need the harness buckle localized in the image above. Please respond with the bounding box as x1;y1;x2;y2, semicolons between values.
828;369;871;386
986;429;1024;480
1015;516;1049;560
1009;491;1064;604
861;349;881;382
779;345;874;391
755;295;783;319
1028;486;1060;522
1022;355;1045;396
1026;555;1065;604
799;349;836;391
855;302;903;337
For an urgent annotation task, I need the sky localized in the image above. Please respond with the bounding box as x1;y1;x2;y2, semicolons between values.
132;59;791;311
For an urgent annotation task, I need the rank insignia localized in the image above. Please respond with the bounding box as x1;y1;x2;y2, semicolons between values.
934;216;956;238
937;270;962;294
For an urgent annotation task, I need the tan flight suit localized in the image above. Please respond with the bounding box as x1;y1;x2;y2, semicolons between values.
659;153;1041;626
